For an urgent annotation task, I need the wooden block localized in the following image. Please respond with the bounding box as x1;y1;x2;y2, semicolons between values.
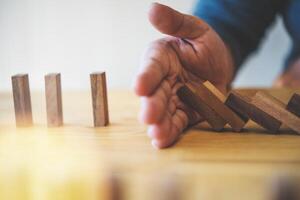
225;91;281;133
90;72;109;127
287;93;300;118
252;91;300;134
271;177;300;200
203;81;227;102
201;81;246;132
11;74;33;127
45;73;63;127
177;85;226;131
224;92;250;123
178;81;247;131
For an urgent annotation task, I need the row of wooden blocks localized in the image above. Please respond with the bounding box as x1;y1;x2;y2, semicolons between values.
178;81;300;134
11;72;109;127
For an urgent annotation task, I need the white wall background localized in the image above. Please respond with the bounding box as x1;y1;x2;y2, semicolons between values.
0;0;290;90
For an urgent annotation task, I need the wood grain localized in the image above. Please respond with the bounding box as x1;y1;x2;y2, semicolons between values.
45;73;63;127
11;74;33;127
90;72;109;127
252;91;300;134
225;91;282;133
287;93;300;118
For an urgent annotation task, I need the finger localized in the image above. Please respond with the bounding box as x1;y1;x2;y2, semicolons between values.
146;96;177;140
134;42;170;96
148;109;189;148
148;3;209;39
139;80;172;124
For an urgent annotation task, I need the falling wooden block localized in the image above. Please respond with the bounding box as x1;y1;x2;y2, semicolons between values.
225;91;281;133
203;81;227;102
287;93;300;118
177;81;246;131
177;84;226;131
45;73;63;127
90;72;109;127
202;81;247;132
11;74;33;127
252;91;300;134
224;92;250;123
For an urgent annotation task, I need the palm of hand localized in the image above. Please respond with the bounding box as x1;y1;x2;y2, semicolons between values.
134;3;234;148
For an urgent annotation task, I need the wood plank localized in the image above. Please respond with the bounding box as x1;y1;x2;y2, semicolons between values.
45;73;63;127
90;72;109;127
225;91;282;133
287;93;300;118
177;84;226;131
11;74;33;127
252;91;300;134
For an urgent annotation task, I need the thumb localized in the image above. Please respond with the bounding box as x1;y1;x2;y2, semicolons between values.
148;3;209;39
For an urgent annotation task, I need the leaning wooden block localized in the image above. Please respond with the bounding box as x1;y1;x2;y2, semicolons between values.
203;81;227;102
90;72;109;127
287;93;300;118
201;81;246;132
252;91;300;134
177;85;226;131
224;92;250;123
225;91;281;133
45;73;63;127
11;74;33;127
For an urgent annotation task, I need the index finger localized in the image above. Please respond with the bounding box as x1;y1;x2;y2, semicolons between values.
134;41;171;96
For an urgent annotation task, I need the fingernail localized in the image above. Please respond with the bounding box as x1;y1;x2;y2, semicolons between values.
147;126;154;138
151;140;160;149
150;2;160;8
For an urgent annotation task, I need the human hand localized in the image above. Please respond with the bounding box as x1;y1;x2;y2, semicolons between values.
134;3;235;148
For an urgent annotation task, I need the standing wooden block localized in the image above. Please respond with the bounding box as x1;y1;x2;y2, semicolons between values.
11;74;33;127
202;81;247;132
225;91;281;133
90;72;109;127
45;73;63;127
287;93;300;118
252;91;300;134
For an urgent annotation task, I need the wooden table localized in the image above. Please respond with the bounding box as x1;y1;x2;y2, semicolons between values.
0;89;300;200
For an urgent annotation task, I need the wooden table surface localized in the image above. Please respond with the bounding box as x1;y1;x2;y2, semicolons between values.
0;88;300;200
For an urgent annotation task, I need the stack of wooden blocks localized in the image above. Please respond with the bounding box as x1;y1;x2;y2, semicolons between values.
11;72;109;127
177;81;300;134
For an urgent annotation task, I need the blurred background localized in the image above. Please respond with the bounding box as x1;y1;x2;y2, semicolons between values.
0;0;291;91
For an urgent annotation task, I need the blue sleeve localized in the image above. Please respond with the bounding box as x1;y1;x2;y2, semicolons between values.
282;0;300;70
193;0;285;69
